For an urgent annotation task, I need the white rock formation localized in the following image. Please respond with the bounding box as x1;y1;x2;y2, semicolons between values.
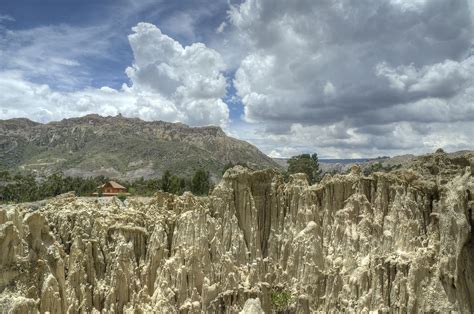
0;152;473;313
240;298;264;313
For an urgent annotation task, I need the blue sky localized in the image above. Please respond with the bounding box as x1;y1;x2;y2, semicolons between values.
0;0;245;120
0;0;473;158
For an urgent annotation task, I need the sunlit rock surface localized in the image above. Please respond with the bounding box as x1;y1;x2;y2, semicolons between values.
0;152;473;313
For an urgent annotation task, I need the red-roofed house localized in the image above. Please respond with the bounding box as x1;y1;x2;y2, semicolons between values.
93;181;129;196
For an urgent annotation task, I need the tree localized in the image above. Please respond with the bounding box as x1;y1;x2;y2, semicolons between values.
161;170;171;192
191;169;210;195
39;172;65;199
169;175;184;195
311;153;319;164
287;153;322;184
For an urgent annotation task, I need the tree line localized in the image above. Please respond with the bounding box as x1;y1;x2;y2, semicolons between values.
0;171;106;203
0;155;325;204
0;168;212;204
160;169;211;196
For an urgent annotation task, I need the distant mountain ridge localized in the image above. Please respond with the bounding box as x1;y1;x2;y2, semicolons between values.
273;152;473;174
0;114;280;180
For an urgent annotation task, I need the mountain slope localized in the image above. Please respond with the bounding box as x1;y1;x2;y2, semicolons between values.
0;114;280;179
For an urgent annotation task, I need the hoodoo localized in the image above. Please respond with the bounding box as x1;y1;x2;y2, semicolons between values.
0;151;473;312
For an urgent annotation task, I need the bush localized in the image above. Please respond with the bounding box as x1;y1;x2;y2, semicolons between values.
271;289;292;311
117;193;127;202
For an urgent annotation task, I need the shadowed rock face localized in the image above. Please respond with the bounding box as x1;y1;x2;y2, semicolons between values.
0;152;473;313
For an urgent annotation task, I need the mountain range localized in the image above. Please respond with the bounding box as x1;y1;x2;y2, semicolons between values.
0;114;280;180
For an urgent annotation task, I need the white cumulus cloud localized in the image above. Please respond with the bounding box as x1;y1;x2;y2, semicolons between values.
0;23;230;126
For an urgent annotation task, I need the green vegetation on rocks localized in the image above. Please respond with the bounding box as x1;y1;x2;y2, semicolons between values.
271;289;292;311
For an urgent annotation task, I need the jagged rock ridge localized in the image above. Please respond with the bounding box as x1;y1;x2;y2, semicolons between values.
0;151;473;313
0;114;280;180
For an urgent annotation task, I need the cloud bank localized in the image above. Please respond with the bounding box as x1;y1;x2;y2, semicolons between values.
230;0;474;157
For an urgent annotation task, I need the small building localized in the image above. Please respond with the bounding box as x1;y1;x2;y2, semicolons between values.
93;181;129;197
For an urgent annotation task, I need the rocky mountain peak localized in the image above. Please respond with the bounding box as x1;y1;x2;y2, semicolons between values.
0;114;278;179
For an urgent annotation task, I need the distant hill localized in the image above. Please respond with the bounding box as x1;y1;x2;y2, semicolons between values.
273;157;373;170
0;114;281;180
273;152;473;174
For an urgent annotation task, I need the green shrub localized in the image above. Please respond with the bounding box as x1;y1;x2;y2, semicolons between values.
271;289;292;311
117;193;127;202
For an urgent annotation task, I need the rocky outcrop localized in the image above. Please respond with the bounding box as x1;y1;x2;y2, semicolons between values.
0;152;473;313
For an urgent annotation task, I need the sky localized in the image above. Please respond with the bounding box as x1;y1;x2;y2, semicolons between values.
0;0;473;158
